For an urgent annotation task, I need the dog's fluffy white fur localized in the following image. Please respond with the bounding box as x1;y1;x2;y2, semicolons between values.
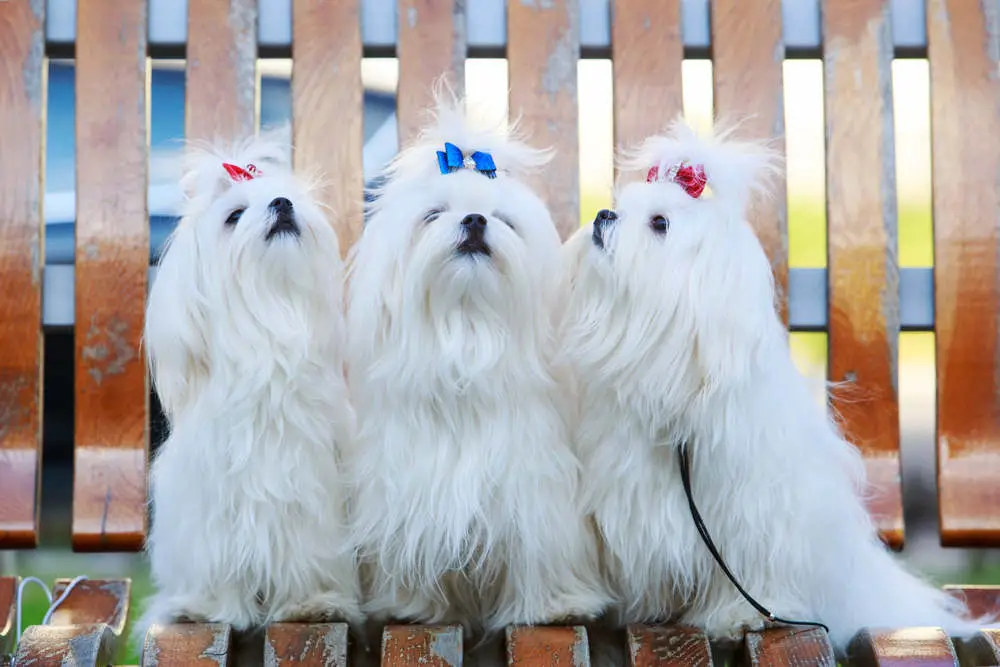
345;95;609;636
558;118;991;652
141;132;362;634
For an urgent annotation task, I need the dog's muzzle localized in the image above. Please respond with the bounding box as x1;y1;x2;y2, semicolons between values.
456;213;491;257
592;208;617;250
265;197;301;242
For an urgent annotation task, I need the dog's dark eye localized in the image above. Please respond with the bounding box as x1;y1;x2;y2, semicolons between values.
650;215;669;234
493;211;515;229
424;207;445;223
225;208;245;227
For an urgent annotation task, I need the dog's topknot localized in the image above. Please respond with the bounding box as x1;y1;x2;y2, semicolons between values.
617;116;783;212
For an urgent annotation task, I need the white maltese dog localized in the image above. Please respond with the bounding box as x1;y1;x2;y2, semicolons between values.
558;118;990;652
141;132;362;633
345;97;609;637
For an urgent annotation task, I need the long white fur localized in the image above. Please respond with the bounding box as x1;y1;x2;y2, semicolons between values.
140;132;362;637
558;117;992;652
345;92;609;637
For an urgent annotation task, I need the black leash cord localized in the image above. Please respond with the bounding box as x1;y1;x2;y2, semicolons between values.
678;444;830;634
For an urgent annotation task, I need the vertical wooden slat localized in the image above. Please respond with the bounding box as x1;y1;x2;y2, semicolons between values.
185;0;258;142
627;625;713;667
396;0;467;147
0;576;16;656
822;0;904;550
928;0;1000;547
141;623;234;666
382;625;463;666
0;0;45;549
611;0;684;168
847;628;959;666
264;623;348;666
508;0;580;240
710;0;789;323
74;0;149;551
292;0;365;254
743;628;836;666
506;626;590;666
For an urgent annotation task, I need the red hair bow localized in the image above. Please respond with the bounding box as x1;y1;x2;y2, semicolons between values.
222;162;262;182
646;162;707;199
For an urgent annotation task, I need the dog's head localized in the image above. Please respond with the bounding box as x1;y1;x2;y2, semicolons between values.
348;91;560;384
145;130;343;418
561;118;783;403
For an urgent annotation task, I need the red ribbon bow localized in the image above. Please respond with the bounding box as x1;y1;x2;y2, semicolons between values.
646;162;707;199
222;162;262;182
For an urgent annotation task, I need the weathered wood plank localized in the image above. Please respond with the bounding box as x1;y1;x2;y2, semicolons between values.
185;0;258;142
508;0;580;240
928;0;1000;547
744;627;835;666
381;625;463;666
943;585;1000;620
627;625;712;667
822;0;904;550
291;0;364;254
848;628;959;667
611;0;683;167
396;0;466;147
956;628;1000;665
263;623;348;666
506;626;590;666
141;623;233;666
710;0;788;324
48;579;131;636
0;0;45;550
0;576;16;657
73;0;150;552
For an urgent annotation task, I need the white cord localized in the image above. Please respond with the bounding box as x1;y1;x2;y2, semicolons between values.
14;575;90;645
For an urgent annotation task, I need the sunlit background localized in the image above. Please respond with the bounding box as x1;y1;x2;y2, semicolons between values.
5;55;998;662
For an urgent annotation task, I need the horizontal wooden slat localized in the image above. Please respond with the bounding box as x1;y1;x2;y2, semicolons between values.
0;576;16;657
928;0;1000;547
627;625;712;667
744;627;836;666
263;623;348;666
14;623;117;666
73;0;150;552
381;625;463;666
141;623;233;666
943;585;1000;621
506;625;590;666
0;0;46;550
291;0;364;255
848;627;959;667
48;578;131;636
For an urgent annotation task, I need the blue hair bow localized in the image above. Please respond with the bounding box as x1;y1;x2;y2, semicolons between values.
436;142;497;179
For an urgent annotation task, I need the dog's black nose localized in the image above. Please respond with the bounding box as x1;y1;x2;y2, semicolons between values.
461;213;488;232
269;197;293;213
594;208;617;228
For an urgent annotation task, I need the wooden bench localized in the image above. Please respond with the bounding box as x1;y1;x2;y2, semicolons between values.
1;0;999;665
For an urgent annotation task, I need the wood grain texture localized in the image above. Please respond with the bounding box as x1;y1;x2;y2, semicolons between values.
928;0;1000;547
710;0;788;323
292;0;365;255
506;626;590;666
48;578;131;636
611;0;683;177
508;0;580;240
626;625;712;666
185;0;258;142
141;623;233;666
943;584;1000;620
822;0;904;550
381;625;463;666
0;0;45;550
263;623;348;666
848;628;959;667
74;0;150;552
0;576;15;656
396;0;466;147
956;628;1000;665
743;627;836;666
13;623;117;666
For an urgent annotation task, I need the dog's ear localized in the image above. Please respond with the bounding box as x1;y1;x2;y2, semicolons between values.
144;224;210;420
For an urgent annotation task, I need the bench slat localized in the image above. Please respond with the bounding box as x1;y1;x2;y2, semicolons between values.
822;0;905;551
73;0;150;552
381;625;463;666
611;0;683;176
744;627;836;666
185;0;258;142
506;626;590;666
0;576;15;657
956;628;1000;665
397;0;466;147
848;627;959;666
626;625;713;666
0;0;45;549
928;0;1000;547
264;623;348;666
508;0;580;240
292;0;365;254
943;585;1000;621
710;0;789;324
142;623;233;666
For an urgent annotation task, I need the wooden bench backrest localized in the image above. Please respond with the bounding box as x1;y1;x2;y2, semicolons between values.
0;0;998;554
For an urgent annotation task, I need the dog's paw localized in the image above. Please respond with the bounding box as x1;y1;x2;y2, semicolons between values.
686;608;769;642
271;591;363;627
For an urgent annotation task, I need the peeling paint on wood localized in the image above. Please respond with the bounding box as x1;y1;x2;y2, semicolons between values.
382;625;463;666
